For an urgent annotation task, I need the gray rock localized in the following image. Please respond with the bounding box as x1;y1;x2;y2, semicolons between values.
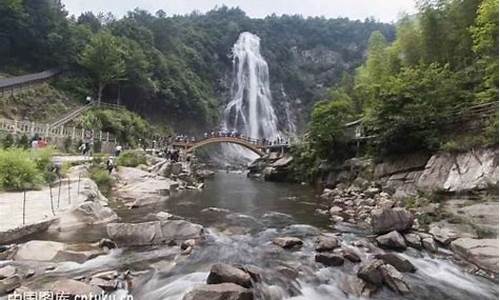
404;233;422;249
342;247;361;263
106;220;204;246
0;266;16;280
201;207;231;216
88;277;117;291
206;263;252;288
329;206;343;216
371;208;414;234
98;238;117;250
375;253;416;273
47;279;104;298
376;231;407;250
338;275;377;297
417;148;498;193
14;240;104;263
422;238;438;253
429;220;478;245
315;236;340;252
450;238;499;274
379;264;410;294
315;253;344;266
183;283;253;300
0;276;20;295
272;237;303;249
357;259;384;286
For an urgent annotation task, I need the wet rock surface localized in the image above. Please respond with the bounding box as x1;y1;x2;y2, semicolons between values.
451;238;499;274
183;283;253;300
106;220;204;246
376;231;407;250
206;263;253;288
272;237;303;249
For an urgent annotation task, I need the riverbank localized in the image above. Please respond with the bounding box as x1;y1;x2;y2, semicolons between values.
0;156;498;299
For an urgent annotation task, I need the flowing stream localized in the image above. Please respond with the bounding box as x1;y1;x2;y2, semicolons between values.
13;172;498;300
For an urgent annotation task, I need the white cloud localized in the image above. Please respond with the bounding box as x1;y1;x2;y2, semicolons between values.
62;0;417;23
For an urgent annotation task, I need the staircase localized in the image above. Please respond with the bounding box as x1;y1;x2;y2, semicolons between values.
50;102;95;129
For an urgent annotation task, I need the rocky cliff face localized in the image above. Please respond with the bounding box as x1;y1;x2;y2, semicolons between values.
322;147;499;198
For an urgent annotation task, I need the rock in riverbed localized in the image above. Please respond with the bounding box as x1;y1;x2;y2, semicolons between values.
272;237;303;249
357;259;385;286
376;231;407;250
206;264;252;288
315;253;344;266
375;253;416;273
339;275;377;297
371;208;414;234
106;220;204;246
183;283;253;300
450;238;499;274
379;264;410;294
14;240;105;263
315;236;340;252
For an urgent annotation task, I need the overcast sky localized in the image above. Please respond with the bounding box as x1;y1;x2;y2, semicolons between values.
62;0;417;23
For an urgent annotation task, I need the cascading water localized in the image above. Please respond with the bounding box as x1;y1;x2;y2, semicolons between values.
222;32;280;157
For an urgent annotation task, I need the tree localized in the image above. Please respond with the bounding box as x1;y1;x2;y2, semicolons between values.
79;31;126;104
471;0;499;102
309;90;354;160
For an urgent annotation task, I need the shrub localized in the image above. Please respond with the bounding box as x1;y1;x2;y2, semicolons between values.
0;148;43;191
1;134;14;148
89;166;113;197
16;134;29;149
32;147;56;183
117;150;146;167
63;137;73;153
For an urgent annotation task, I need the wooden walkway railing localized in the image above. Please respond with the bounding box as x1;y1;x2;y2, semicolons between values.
0;118;116;143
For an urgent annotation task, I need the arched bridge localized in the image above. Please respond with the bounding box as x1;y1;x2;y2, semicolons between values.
172;136;288;156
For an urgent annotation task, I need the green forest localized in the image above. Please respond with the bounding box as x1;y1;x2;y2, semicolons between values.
0;0;392;132
292;0;499;181
0;0;497;169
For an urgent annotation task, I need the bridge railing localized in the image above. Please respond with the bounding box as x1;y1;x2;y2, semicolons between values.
171;135;289;148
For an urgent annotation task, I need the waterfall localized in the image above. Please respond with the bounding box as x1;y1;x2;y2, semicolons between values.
222;32;280;142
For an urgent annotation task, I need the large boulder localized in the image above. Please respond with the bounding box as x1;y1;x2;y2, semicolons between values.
106;220;204;246
47;279;103;298
338;275;377;298
315;253;344;267
375;253;416;273
404;233;422;249
183;283;253;300
357;259;384;287
450;238;499;274
371;208;414;234
429;220;478;245
14;240;104;263
379;264;410;294
376;231;407;250
272;237;303;249
417;148;499;193
315;236;340;252
206;264;252;288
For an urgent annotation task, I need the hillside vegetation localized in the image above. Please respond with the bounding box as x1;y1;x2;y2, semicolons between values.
0;1;394;132
293;0;498;182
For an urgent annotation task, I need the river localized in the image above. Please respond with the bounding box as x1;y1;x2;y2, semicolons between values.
6;172;498;300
